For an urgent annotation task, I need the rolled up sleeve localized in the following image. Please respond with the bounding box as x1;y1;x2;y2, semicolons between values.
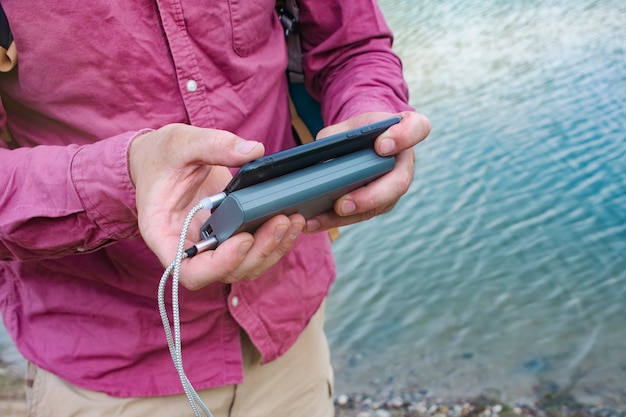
0;130;146;261
298;0;414;123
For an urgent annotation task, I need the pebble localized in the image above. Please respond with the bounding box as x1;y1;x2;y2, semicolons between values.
337;394;350;406
412;401;428;414
389;396;404;408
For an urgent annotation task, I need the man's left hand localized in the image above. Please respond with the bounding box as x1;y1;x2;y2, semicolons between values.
304;111;431;233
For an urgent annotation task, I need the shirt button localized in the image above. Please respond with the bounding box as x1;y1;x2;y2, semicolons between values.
231;296;239;307
186;79;198;92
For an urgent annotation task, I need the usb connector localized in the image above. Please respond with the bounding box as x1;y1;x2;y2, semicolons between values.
184;235;219;258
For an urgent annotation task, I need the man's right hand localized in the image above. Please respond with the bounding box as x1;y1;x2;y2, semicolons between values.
128;124;306;290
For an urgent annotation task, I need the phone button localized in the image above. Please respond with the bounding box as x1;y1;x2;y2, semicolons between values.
361;125;378;133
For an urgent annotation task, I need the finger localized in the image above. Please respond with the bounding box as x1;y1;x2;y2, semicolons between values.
159;124;266;169
239;213;306;281
343;149;414;211
375;111;432;157
129;124;265;188
175;214;304;289
222;213;305;283
177;232;255;290
305;148;416;233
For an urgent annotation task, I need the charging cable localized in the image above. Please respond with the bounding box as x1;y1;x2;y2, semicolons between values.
157;192;226;417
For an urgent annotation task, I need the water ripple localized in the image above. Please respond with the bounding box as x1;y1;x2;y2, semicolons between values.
328;0;626;406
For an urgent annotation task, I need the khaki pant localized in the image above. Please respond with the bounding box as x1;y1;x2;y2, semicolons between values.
26;303;334;417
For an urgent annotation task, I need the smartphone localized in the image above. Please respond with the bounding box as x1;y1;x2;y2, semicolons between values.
223;116;401;194
201;149;395;243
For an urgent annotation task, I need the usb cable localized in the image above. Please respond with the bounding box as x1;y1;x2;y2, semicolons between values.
157;192;227;417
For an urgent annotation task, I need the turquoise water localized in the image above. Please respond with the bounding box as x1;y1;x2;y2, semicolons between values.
326;0;626;408
1;0;625;410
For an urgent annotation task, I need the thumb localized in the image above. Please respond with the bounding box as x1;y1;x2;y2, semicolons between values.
174;125;265;168
129;124;265;186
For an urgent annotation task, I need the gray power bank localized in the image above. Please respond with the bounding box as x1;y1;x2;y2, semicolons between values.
200;149;395;243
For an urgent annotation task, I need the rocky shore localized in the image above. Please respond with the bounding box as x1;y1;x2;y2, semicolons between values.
333;390;626;417
2;361;625;417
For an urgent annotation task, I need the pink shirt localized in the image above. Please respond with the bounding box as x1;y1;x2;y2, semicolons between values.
0;0;411;396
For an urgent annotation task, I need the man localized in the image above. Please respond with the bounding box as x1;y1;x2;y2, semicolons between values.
0;0;430;415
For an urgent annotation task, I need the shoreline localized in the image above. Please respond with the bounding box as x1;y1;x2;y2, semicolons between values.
333;390;626;417
2;363;625;417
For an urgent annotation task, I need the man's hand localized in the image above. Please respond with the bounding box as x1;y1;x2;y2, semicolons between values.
305;111;431;233
129;124;305;290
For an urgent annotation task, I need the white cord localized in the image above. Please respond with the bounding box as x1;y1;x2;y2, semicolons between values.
158;202;214;417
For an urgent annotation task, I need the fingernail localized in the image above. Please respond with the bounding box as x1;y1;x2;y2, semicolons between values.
238;240;253;258
341;199;356;215
379;138;396;155
306;218;321;233
236;140;259;154
290;221;305;239
274;224;288;241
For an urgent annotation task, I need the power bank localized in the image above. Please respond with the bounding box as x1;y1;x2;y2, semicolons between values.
200;149;395;243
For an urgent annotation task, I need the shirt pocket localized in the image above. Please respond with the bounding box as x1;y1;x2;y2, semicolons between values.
228;0;275;57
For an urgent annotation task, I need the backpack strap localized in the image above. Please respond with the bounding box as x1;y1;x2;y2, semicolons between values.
277;1;340;242
276;0;304;83
0;4;17;148
287;94;315;144
0;5;17;72
276;0;324;140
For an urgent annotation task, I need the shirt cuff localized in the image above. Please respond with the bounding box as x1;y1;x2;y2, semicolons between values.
71;130;151;240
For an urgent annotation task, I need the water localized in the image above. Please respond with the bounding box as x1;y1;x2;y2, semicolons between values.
326;0;626;408
2;0;626;410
